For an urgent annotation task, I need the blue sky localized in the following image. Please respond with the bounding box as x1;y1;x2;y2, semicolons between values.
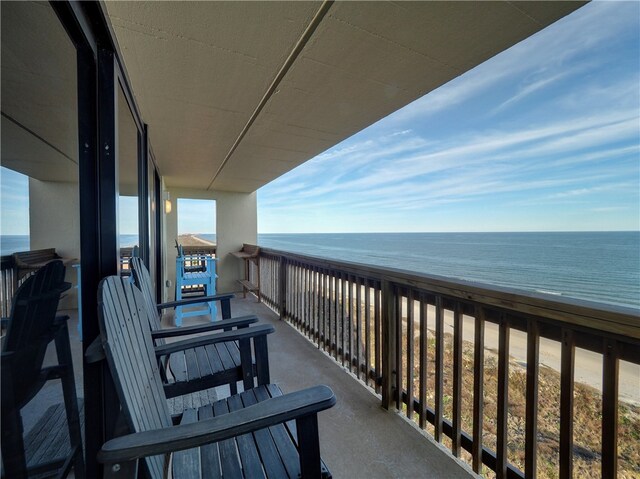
2;2;638;236
257;1;640;233
0;168;29;235
177;199;215;235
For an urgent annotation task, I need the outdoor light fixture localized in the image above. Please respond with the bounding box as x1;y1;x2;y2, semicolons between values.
164;192;172;214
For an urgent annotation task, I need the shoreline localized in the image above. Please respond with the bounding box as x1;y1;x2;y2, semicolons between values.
177;233;216;247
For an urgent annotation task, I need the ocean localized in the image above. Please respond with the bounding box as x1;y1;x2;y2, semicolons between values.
3;232;638;309
255;232;640;310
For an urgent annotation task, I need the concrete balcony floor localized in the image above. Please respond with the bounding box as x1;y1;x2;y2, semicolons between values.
21;296;477;478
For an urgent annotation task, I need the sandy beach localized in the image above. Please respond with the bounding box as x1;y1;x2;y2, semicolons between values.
416;305;639;404
177;233;216;247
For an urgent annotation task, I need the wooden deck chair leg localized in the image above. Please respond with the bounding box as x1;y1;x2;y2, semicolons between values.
0;364;28;479
54;319;86;479
297;414;322;479
239;338;254;391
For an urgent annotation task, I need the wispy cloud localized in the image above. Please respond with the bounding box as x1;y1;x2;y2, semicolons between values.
258;2;640;233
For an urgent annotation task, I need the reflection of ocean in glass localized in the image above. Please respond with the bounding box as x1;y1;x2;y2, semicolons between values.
119;234;139;247
1;235;30;256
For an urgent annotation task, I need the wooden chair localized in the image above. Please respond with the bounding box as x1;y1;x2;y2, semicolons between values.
175;245;217;325
1;260;85;479
130;257;261;397
97;276;336;478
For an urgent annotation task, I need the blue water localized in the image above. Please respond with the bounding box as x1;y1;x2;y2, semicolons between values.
257;232;640;309
3;232;638;308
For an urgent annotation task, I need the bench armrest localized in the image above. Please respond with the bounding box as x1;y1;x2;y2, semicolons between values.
150;315;258;339
157;293;234;311
154;324;274;357
97;385;336;463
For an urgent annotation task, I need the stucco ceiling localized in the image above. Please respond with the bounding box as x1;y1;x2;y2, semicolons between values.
104;1;584;193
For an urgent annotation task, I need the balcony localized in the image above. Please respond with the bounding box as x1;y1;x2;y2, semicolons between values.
6;244;639;478
14;289;475;479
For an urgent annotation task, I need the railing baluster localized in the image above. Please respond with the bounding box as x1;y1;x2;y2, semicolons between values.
452;302;463;456
315;266;320;343
321;269;326;350
312;266;318;342
406;290;415;420
396;287;403;410
308;265;313;337
341;272;347;367
525;320;539;479
560;328;575;479
298;262;302;327
365;280;371;387
356;277;362;379
347;275;353;373
419;295;428;429
296;263;301;326
472;307;485;473
292;263;296;323
375;282;381;394
496;314;510;479
602;339;619;479
381;280;397;410
333;272;340;361
434;295;444;442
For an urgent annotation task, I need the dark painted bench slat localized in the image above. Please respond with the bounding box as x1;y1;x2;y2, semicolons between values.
194;346;213;377
240;388;289;478
225;394;266;479
253;387;302;479
212;400;243;478
173;408;200;479
197;404;222;479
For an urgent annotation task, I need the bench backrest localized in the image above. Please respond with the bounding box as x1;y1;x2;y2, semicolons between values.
3;260;68;407
98;276;171;479
129;257;161;331
12;248;59;267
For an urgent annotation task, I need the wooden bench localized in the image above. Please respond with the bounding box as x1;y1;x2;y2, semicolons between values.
231;244;261;301
12;249;75;282
97;275;335;478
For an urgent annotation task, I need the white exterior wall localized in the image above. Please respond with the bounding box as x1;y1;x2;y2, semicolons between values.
162;187;257;301
29;178;80;309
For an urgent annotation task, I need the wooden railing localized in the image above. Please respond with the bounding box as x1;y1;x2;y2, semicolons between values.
257;246;640;479
1;255;18;317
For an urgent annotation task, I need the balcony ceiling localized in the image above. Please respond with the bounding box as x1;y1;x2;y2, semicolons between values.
103;1;583;193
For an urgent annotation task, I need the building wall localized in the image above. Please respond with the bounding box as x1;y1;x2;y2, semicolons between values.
162;187;257;301
29;178;80;309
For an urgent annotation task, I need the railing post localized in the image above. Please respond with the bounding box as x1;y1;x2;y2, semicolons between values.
602;339;619;478
381;280;397;410
278;256;287;320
